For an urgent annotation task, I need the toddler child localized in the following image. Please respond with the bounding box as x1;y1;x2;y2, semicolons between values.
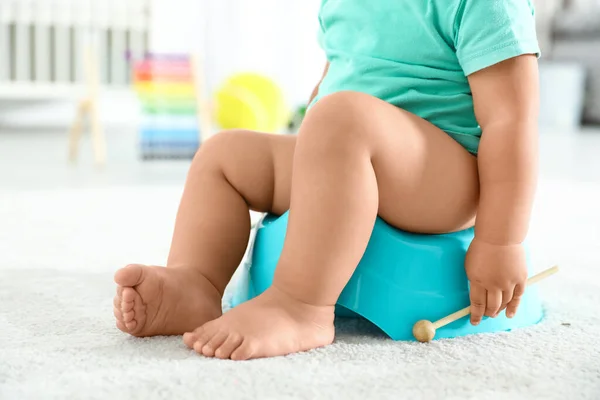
113;0;540;360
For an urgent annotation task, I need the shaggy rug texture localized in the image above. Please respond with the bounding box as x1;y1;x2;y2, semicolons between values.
0;180;599;399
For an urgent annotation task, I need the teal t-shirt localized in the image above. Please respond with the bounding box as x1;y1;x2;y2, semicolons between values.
312;0;540;154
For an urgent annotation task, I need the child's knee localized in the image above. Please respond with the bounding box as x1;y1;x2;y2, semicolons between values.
192;130;250;170
300;92;376;152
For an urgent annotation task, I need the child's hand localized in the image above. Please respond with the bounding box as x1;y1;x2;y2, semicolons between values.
464;238;528;325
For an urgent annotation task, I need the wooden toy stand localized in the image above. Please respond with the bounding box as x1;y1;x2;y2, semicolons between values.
68;44;106;165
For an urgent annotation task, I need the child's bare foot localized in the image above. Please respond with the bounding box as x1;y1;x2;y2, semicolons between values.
183;286;335;360
113;264;222;337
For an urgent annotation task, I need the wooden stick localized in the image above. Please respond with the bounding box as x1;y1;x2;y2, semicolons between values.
90;100;105;165
68;101;88;162
432;265;560;330
85;45;106;165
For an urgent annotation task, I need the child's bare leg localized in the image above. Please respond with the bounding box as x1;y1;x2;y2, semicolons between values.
113;131;295;336
187;92;479;360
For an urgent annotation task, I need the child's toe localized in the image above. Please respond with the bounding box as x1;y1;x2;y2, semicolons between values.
122;310;135;323
121;299;134;313
192;328;212;354
114;264;145;287
231;340;256;361
122;288;137;303
215;334;243;359
202;331;228;357
193;340;204;354
183;332;198;348
116;320;127;332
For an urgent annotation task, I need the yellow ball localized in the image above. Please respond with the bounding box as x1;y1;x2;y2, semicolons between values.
413;320;436;343
215;73;289;133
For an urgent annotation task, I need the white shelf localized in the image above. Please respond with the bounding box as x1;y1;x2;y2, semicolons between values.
0;82;132;100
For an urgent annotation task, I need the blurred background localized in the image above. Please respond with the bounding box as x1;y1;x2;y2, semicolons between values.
1;3;599;397
0;0;326;185
0;0;599;187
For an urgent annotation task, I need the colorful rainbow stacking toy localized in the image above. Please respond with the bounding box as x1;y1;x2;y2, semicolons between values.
133;54;203;159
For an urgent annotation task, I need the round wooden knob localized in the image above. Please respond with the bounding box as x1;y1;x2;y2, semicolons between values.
413;320;436;342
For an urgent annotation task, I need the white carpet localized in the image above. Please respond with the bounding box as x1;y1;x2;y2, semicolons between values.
1;181;599;400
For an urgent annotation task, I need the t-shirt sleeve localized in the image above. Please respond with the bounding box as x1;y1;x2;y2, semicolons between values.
454;0;540;76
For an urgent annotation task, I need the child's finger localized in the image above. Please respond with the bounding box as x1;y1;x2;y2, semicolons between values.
499;289;512;313
469;284;487;325
485;289;502;317
506;284;525;318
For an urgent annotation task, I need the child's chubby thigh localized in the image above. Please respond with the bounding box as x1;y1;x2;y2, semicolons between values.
304;90;479;234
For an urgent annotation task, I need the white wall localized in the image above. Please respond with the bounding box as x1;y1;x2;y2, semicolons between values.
151;0;325;106
0;0;325;128
201;0;325;106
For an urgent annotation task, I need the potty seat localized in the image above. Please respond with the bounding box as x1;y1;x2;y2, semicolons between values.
229;211;545;341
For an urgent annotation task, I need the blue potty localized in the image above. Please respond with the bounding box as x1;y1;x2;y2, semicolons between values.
230;212;544;341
